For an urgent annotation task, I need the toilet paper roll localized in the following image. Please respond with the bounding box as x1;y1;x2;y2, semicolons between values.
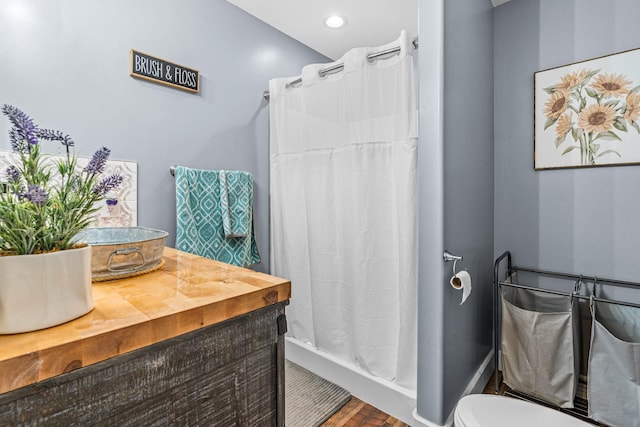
450;270;472;305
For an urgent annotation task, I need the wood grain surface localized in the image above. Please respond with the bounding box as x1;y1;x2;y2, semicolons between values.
0;303;287;426
0;247;290;395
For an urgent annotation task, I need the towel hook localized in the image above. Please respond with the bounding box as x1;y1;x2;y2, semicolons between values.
170;165;177;177
443;250;463;277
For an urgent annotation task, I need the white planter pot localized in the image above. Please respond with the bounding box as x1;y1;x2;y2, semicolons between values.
0;245;93;334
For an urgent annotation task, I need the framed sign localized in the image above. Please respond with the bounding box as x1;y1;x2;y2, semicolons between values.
129;50;199;93
534;47;640;170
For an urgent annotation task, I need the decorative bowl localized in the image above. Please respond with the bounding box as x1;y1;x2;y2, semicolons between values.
78;227;169;280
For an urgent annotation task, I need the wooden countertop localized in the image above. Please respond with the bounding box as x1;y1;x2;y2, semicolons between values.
0;247;291;395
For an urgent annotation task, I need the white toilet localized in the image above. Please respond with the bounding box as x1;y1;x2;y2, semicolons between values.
454;394;591;427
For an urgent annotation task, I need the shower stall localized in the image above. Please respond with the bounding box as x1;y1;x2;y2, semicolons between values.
267;32;419;421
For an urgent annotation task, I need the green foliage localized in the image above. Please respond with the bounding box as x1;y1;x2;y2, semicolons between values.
1;106;121;255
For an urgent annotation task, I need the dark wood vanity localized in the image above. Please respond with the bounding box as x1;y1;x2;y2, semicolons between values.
0;248;290;426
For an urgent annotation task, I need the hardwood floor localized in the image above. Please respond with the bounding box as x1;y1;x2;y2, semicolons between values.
321;372;604;426
321;397;410;427
483;371;605;426
318;373;499;426
317;372;514;426
482;370;507;394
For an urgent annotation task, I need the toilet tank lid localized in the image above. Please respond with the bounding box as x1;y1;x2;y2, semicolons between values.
455;395;591;427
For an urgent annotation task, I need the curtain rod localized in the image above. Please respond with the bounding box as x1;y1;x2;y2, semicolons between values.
262;38;418;101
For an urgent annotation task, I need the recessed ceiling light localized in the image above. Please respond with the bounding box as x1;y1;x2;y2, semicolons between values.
324;15;347;29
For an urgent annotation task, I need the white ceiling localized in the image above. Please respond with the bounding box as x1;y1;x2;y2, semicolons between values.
227;0;509;61
227;0;419;61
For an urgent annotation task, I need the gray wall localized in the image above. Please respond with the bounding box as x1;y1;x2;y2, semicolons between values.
417;0;495;424
417;0;640;424
442;0;494;421
495;0;640;301
0;0;327;273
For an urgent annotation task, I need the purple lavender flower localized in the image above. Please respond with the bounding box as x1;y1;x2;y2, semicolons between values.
0;104;124;254
2;105;38;150
84;147;111;176
20;184;49;206
92;174;123;196
5;166;20;184
36;128;74;147
5;166;24;194
8;129;25;152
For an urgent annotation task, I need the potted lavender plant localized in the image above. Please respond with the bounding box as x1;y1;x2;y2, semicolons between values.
0;105;122;334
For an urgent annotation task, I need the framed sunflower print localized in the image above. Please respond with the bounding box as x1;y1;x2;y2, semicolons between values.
534;47;640;170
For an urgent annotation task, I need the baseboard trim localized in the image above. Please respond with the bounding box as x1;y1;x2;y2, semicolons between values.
412;409;447;427
412;350;495;427
463;349;495;395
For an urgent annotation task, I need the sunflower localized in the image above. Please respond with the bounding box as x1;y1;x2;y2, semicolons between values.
590;73;632;97
555;69;591;91
544;90;569;119
555;112;573;139
577;104;617;134
624;92;640;123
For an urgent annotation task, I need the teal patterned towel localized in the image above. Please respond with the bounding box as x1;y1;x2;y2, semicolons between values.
219;170;251;238
175;166;260;268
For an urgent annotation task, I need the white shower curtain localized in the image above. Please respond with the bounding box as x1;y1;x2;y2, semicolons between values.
269;32;417;390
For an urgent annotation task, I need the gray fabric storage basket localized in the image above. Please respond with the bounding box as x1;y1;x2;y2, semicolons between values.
588;300;640;427
501;279;579;408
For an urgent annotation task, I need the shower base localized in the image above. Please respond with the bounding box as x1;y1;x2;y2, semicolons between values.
285;337;417;425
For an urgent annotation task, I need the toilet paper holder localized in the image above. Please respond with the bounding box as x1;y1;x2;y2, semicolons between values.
444;251;472;304
443;250;463;277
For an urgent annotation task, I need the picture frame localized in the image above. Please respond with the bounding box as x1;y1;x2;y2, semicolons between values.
534;47;640;170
